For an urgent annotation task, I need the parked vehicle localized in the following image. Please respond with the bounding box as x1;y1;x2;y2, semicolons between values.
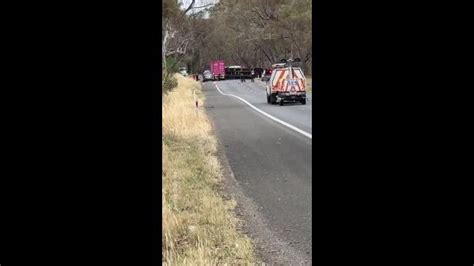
179;66;188;76
224;66;241;79
261;69;272;82
202;70;213;82
225;66;253;79
266;58;306;105
210;60;225;80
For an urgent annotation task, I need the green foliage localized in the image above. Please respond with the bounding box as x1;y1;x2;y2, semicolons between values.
195;0;312;73
162;0;312;75
163;74;178;93
165;57;180;73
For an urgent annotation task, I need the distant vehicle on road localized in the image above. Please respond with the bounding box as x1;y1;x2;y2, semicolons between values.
202;70;213;82
225;66;240;79
225;65;253;80
253;68;264;78
266;58;306;105
261;69;272;82
210;60;225;80
179;66;188;76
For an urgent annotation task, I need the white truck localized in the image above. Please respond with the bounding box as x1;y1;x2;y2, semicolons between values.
179;66;188;76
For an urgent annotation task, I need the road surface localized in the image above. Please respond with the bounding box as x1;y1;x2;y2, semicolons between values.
201;79;312;264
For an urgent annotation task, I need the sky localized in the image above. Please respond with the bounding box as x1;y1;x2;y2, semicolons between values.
179;0;218;18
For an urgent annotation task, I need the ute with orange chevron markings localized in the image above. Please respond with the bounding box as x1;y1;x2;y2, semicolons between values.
265;58;307;106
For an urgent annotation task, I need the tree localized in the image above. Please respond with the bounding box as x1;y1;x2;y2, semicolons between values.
191;0;312;74
161;0;313;92
162;0;217;92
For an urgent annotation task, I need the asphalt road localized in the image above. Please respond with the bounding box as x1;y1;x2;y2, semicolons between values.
201;79;312;264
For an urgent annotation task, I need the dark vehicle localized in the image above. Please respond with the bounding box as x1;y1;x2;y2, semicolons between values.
253;68;264;78
225;66;254;79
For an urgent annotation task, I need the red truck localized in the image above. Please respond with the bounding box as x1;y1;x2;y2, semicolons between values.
210;60;225;80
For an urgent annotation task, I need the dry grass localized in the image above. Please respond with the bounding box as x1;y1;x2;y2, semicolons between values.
162;74;255;265
305;76;312;92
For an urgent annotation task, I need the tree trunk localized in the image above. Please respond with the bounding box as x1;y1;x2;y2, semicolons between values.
162;21;169;82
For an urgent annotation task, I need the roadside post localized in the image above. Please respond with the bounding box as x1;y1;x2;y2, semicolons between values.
194;89;198;108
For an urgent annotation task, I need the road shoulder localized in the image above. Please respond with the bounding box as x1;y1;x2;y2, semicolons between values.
208;106;310;265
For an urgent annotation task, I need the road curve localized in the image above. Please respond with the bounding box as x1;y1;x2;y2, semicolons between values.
201;79;312;264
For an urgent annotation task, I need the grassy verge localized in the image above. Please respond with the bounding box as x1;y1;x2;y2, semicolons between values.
305;76;312;92
162;74;255;265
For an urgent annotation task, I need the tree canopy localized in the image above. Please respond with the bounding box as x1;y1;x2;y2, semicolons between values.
162;0;312;91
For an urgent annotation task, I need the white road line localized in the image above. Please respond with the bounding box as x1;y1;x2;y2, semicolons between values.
213;82;312;139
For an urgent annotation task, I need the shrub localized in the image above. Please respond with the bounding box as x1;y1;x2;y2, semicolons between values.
163;74;178;93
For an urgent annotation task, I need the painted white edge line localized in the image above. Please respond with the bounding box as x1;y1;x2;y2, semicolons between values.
213;82;312;139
